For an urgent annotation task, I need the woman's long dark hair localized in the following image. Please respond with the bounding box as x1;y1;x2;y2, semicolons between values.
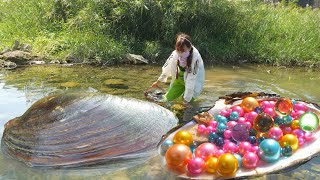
175;33;193;73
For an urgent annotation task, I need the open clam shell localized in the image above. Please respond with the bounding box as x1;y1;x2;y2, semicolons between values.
158;92;320;179
1;93;178;168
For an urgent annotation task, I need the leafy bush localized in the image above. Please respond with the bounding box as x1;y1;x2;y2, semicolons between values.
0;0;319;66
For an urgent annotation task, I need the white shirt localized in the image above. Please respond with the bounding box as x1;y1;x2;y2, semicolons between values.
157;46;205;102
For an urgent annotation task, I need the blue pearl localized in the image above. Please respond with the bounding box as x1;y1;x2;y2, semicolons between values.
254;106;263;114
161;139;173;154
248;136;257;145
214;137;224;147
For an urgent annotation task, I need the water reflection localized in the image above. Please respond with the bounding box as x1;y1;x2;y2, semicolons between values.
0;65;319;179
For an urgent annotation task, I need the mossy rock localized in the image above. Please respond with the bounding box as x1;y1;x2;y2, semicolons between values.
171;104;185;111
1;50;32;65
104;79;125;85
60;82;80;88
99;87;128;95
104;79;128;89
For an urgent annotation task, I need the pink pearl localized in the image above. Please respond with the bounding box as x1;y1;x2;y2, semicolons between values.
246;111;258;123
211;127;217;133
232;106;245;117
187;157;205;175
207;126;214;134
296;110;306;119
242;152;259;169
292;129;305;138
268;127;283;141
216;149;225;157
298;137;305;146
244;112;249;119
269;101;276;108
264;107;276;117
291;110;297;119
195;143;219;160
260;101;270;110
238;117;246;124
238;141;252;156
227;121;237;130
224;130;232;139
245;121;252;129
204;127;211;134
220;109;230;118
304;132;314;141
197;124;206;133
249;146;259;154
294;103;308;112
280;125;292;135
208;120;218;128
223;142;238;153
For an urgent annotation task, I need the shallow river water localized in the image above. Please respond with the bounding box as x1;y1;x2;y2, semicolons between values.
0;64;319;180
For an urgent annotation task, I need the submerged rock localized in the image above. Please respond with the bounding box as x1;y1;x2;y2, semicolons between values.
60;82;81;88
104;79;129;89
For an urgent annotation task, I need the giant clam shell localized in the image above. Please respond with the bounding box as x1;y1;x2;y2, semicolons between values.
1;93;178;168
158;92;320;179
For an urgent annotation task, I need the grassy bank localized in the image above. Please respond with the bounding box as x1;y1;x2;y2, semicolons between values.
0;0;319;66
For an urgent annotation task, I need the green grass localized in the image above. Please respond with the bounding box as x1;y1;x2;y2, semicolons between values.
0;0;319;66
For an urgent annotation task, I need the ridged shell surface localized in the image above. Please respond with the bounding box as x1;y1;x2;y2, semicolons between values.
1;93;178;168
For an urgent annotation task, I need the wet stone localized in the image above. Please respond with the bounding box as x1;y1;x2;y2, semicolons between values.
60;82;80;88
104;79;129;89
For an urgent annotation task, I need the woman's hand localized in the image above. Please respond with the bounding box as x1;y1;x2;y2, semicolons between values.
151;80;161;88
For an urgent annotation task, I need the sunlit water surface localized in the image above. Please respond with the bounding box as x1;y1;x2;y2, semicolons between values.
0;64;319;180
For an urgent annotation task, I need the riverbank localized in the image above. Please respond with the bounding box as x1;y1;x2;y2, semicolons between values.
0;0;319;67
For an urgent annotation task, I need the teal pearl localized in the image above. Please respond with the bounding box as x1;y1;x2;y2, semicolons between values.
189;142;198;153
282;145;293;156
258;138;281;163
233;153;242;167
249;128;257;136
282;116;293;126
216;115;228;124
230;111;239;121
217;123;227;133
257;137;266;144
275;116;284;126
208;132;219;143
